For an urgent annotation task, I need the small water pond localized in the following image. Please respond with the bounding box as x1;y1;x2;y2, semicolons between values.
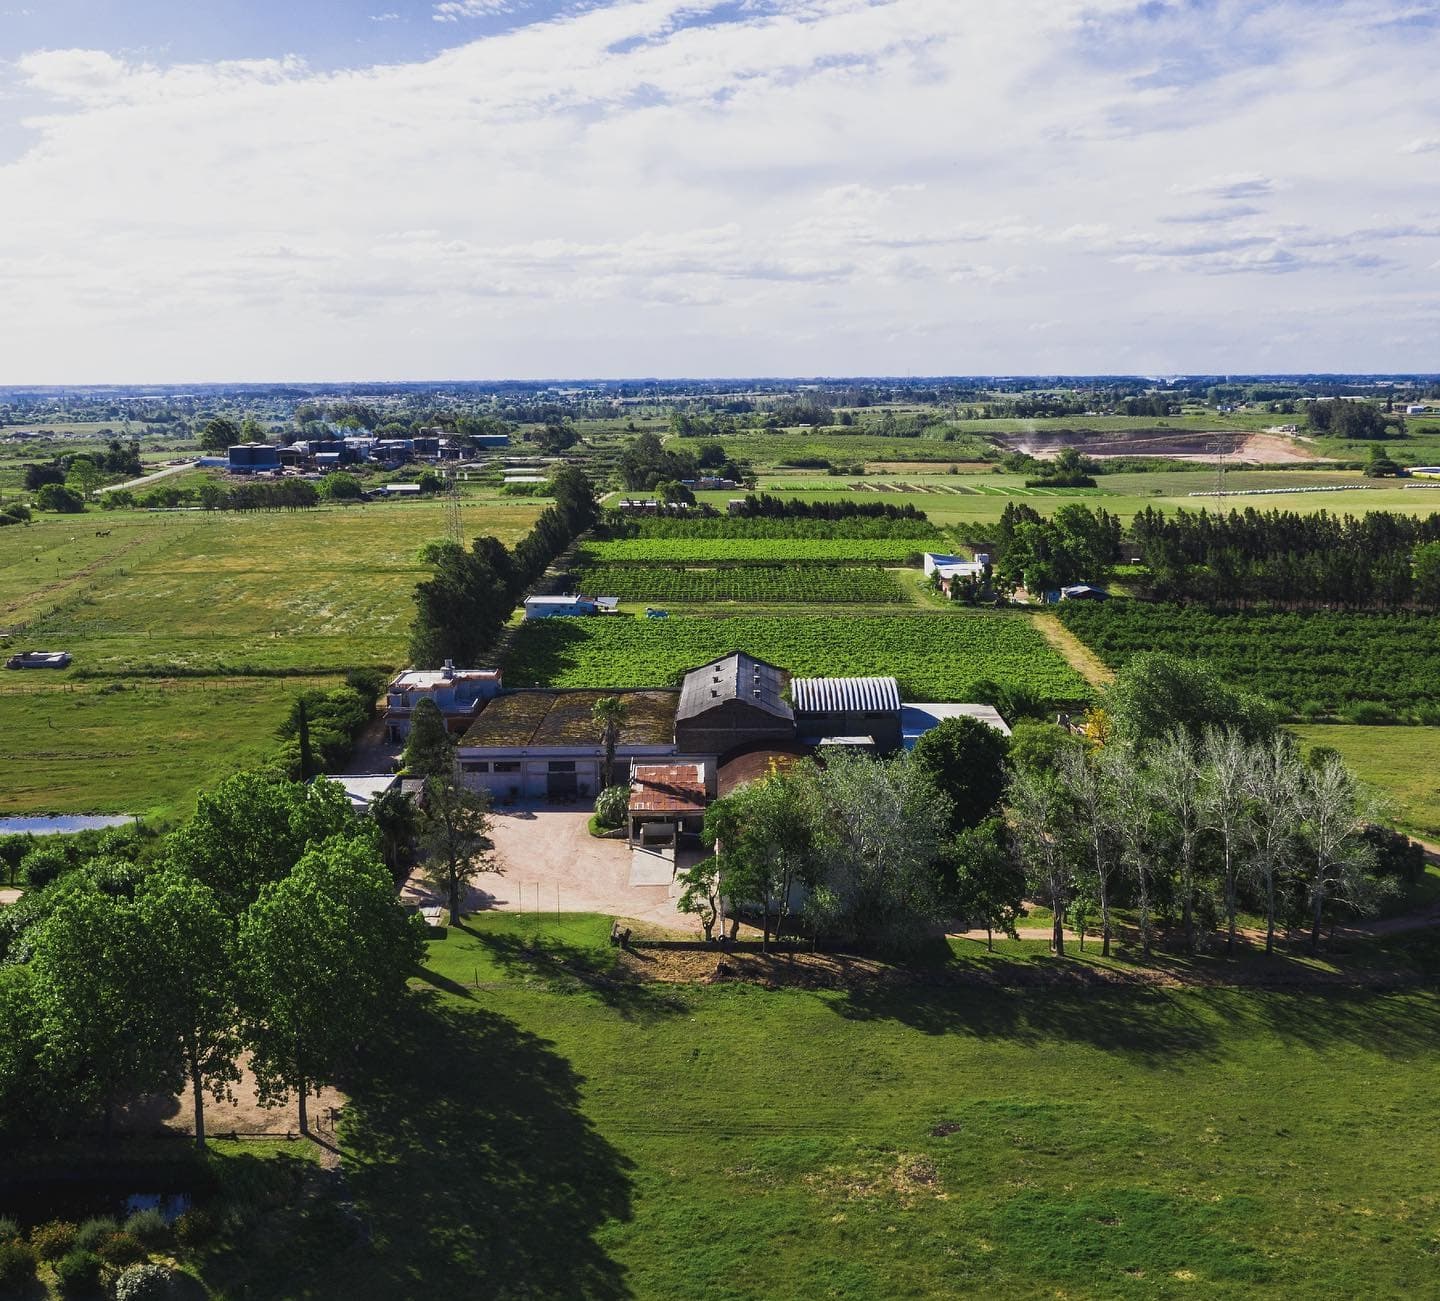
0;814;137;836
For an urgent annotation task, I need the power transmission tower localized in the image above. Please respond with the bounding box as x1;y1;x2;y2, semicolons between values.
444;470;464;546
1206;434;1235;499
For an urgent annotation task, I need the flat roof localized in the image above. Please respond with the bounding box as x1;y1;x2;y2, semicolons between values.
460;690;677;749
629;762;707;815
316;773;398;811
391;668;501;690
901;703;1012;747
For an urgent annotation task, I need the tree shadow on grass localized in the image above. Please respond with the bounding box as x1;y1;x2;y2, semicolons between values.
1219;984;1440;1060
459;924;691;1023
833;981;1225;1064
190;997;633;1299
341;994;634;1300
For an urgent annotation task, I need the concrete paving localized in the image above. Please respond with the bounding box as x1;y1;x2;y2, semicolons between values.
403;802;697;931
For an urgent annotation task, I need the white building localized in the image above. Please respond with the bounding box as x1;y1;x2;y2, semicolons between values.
383;663;503;743
923;552;990;581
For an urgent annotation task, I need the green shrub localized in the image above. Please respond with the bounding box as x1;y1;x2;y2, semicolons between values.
172;1209;216;1249
30;1219;77;1261
593;785;629;829
0;1216;18;1242
73;1216;119;1251
96;1230;147;1267
54;1247;102;1295
122;1208;169;1248
114;1263;175;1301
1344;701;1396;725
0;1239;37;1289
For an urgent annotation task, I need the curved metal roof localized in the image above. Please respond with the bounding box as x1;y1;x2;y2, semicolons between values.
791;676;901;715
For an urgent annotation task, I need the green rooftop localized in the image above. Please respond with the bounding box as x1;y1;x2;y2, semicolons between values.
459;690;678;749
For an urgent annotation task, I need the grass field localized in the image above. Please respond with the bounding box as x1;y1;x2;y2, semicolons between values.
222;913;1440;1300
1290;724;1440;841
0;498;541;817
0;676;339;821
503;611;1090;703
3;499;541;674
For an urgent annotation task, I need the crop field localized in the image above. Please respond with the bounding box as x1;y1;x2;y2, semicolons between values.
1058;603;1440;717
698;431;993;466
503;611;1090;702
1289;724;1440;840
605;516;941;540
572;565;910;604
0;675;338;822
578;538;929;566
237;913;1440;1300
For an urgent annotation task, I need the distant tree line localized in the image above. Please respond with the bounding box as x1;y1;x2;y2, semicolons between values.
409;467;598;667
1131;506;1440;610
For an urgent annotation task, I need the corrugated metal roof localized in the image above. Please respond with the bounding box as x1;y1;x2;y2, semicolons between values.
677;652;793;722
791;676;901;715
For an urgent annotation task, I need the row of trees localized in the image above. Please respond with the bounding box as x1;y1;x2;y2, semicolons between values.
0;774;423;1147
410;467;597;666
674;655;1416;960
1131;506;1440;609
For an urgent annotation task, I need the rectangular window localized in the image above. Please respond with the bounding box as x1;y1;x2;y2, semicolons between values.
493;761;520;773
548;761;576;773
461;762;489;773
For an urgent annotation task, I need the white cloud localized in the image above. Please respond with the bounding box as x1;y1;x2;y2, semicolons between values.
2;0;1440;379
433;0;517;20
1400;135;1440;154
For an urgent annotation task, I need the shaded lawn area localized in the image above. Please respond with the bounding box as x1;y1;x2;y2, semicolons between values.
269;915;1440;1300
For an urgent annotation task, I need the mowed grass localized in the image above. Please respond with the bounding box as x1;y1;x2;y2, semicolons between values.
4;498;542;673
285;913;1440;1300
0;676;339;821
503;611;1090;702
1290;723;1440;841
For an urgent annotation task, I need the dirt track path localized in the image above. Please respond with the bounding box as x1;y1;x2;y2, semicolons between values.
1030;614;1114;688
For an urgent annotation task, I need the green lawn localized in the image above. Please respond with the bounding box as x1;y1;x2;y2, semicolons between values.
1290;724;1440;842
208;913;1440;1300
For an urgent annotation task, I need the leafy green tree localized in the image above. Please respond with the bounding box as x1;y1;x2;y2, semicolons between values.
404;698;454;779
703;767;820;953
320;472;364;501
198;416;242;453
910;715;1010;832
134;872;240;1148
65;456;102;501
236;836;422;1133
370;788;418;878
419;779;496;927
164;771;354;909
676;857;724;941
1297;755;1385;953
34;483;85;513
29;883;179;1140
591;696;629;787
1101;652;1279;749
809;752;952;952
1413;542;1440;611
950;817;1024;951
1005;763;1073;955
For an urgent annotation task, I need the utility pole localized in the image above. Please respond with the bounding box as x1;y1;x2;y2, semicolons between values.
1206;433;1234;499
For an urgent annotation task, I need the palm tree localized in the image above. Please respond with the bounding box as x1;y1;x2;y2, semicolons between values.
592;695;629;787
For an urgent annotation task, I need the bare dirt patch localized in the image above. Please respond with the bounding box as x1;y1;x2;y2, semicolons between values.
1030;613;1115;688
1004;430;1329;465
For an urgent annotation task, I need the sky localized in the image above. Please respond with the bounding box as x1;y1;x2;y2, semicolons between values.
1;0;1438;382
